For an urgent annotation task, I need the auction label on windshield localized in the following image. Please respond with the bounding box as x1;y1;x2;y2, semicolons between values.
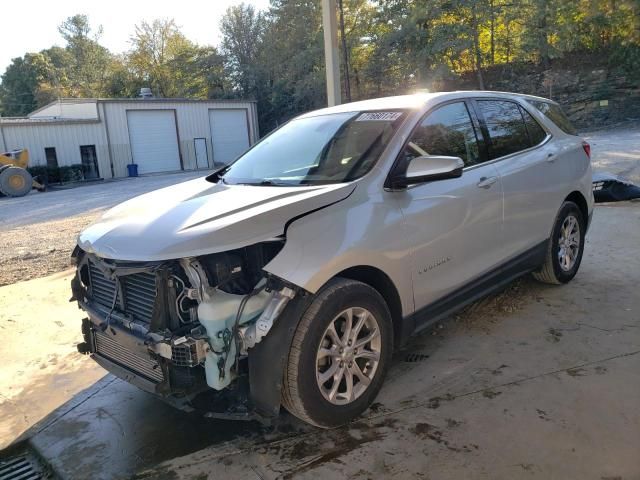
356;112;403;122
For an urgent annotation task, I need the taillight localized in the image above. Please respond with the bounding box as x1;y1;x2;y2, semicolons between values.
582;141;591;159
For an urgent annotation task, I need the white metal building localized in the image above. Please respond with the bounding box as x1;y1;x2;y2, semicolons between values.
0;98;259;179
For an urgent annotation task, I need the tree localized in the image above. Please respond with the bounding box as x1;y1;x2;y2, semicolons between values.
58;15;113;96
261;0;326;128
0;53;56;116
220;3;266;97
127;18;224;98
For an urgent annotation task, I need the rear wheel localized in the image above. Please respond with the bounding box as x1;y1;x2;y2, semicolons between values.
533;201;585;284
282;278;393;428
0;167;32;197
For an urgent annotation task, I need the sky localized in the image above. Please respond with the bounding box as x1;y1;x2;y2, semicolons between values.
1;0;271;74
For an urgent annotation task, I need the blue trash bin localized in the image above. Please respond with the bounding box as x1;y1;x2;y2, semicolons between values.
127;163;139;177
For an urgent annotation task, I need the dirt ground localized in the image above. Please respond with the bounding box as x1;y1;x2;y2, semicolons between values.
0;171;203;286
0;128;638;288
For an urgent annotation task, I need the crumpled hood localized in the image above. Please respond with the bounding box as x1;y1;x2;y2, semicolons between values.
78;177;355;261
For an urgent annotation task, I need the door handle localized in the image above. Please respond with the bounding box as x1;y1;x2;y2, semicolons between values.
477;176;498;189
546;152;556;163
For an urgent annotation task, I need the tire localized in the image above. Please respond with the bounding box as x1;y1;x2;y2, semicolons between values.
533;201;585;284
282;278;393;428
0;167;32;197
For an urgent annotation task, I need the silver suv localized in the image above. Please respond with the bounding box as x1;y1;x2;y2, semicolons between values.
73;91;593;427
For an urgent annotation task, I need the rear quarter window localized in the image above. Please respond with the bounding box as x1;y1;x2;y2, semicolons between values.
528;100;577;136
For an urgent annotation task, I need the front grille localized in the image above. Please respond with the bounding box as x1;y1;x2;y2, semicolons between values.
88;261;117;308
93;329;164;383
88;261;157;324
122;272;156;324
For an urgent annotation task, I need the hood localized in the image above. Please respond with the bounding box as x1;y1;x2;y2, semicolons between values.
78;177;355;261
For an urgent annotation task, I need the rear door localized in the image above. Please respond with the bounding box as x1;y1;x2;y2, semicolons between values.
472;99;564;260
396;101;504;314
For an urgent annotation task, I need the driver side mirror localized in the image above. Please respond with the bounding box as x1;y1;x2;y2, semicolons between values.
391;155;464;188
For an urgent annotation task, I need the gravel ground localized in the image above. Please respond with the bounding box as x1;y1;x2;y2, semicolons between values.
0;126;638;287
583;127;640;183
0;171;204;286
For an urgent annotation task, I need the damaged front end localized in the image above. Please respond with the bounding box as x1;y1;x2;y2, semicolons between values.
72;240;299;421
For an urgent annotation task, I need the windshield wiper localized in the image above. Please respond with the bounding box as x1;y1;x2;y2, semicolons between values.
238;179;291;186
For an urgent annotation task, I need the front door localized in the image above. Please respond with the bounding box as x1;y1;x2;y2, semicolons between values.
194;138;208;169
396;101;504;316
80;145;99;179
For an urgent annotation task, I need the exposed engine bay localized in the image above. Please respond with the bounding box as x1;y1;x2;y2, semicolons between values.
73;240;297;419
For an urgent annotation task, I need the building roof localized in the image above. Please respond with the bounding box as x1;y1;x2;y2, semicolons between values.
0;117;100;125
0;97;257;125
33;97;257;106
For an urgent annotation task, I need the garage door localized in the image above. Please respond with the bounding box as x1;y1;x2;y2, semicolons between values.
127;110;181;174
209;109;250;164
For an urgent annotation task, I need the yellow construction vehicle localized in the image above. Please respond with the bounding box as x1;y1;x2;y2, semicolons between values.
0;149;45;197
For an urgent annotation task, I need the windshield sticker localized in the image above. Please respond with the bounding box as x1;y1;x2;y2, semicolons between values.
356;112;403;122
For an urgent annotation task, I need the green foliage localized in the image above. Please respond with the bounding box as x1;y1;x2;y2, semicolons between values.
127;19;228;99
58;164;85;183
0;53;53;116
26;165;50;183
27;164;85;184
1;1;639;128
58;14;113;96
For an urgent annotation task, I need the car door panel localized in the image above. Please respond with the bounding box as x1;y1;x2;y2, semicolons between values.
492;142;564;257
392;100;504;317
473;99;566;260
399;163;504;313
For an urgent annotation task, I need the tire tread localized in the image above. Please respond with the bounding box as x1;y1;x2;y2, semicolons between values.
532;238;562;284
533;200;583;285
281;280;347;426
282;278;389;427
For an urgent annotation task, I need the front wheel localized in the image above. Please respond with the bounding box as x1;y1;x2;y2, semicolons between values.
533;201;586;284
0;167;32;197
282;278;393;428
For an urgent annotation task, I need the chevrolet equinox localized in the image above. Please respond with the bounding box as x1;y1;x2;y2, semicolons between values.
73;91;594;427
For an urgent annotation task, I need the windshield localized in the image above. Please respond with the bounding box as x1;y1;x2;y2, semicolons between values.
218;110;407;186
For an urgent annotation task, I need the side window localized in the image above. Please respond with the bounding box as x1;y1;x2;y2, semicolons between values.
401;102;481;168
519;106;547;146
477;100;529;159
528;100;577;135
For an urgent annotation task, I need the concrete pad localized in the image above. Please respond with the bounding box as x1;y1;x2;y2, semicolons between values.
0;270;105;449
15;203;639;479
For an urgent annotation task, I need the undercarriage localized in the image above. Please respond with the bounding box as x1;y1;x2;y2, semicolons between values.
73;241;299;421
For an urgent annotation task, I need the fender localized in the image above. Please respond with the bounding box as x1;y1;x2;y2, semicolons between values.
248;293;313;418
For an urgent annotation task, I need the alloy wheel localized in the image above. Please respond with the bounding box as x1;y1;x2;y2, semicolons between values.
558;214;580;271
315;307;382;405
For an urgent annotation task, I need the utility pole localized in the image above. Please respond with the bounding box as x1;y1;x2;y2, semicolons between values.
338;0;351;102
322;0;341;106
